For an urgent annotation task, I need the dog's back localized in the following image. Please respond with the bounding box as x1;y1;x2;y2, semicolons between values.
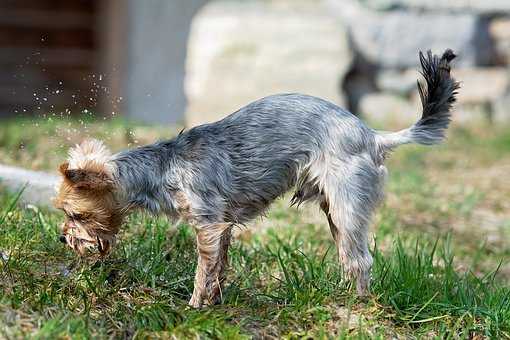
176;93;376;222
173;50;458;226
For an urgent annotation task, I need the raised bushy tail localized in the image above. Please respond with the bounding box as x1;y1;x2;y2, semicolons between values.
377;49;460;149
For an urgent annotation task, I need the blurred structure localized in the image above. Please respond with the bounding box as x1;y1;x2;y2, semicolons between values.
1;0;510;126
0;0;207;124
0;0;101;118
185;1;351;126
125;0;207;124
327;0;510;126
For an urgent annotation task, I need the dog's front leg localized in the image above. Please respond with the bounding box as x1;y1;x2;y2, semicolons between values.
189;223;232;308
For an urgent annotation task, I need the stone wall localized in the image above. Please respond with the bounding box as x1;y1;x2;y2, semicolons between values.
326;0;510;126
185;1;352;126
184;0;510;126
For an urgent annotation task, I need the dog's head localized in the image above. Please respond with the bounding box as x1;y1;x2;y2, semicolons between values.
53;139;122;257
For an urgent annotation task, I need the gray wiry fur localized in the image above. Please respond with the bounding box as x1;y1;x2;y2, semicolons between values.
108;50;458;306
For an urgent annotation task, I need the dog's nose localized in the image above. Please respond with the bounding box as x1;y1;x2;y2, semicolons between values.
59;235;67;244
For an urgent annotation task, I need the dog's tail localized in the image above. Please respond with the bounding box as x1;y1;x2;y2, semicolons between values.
375;49;460;150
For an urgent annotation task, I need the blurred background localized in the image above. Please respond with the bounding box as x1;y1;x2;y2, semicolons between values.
1;0;510;127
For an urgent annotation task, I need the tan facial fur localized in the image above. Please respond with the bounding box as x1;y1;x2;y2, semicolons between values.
53;140;122;257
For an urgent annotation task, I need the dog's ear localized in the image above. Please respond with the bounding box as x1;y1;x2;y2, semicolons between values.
59;161;112;191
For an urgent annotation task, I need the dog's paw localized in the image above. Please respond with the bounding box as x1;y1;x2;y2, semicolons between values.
188;294;203;309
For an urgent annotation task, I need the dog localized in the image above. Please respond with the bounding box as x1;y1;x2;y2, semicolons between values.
54;50;459;308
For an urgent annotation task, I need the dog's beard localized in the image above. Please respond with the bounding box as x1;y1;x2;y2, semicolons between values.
63;222;116;257
65;234;95;255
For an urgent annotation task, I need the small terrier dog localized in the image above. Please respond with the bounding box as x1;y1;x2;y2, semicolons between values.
54;50;459;307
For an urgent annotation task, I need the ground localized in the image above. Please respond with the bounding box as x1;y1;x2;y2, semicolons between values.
0;117;509;338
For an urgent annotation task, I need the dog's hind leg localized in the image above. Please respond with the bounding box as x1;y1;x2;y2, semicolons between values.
320;155;385;296
189;223;232;308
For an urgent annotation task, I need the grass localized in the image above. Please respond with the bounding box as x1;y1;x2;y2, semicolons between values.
1;118;510;338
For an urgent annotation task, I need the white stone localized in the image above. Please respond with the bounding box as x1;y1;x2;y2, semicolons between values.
376;69;419;95
453;68;509;104
490;18;510;65
0;164;59;208
490;18;510;42
185;1;352;126
359;93;417;128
